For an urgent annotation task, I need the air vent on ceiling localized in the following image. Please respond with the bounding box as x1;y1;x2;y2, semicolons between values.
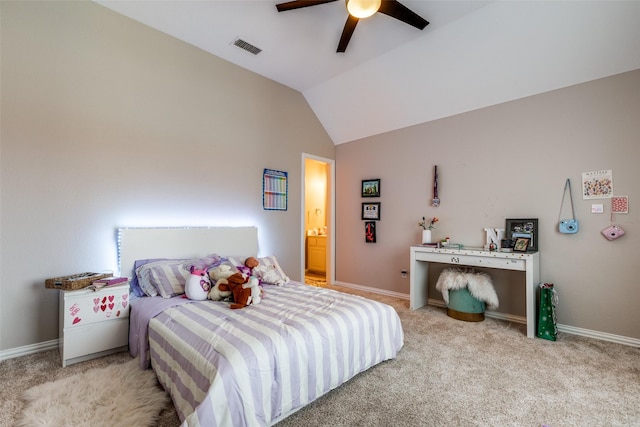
232;38;262;55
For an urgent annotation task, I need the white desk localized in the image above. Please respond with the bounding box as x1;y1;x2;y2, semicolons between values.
410;246;540;338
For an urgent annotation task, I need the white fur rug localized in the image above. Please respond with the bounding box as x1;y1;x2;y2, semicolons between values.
16;358;169;427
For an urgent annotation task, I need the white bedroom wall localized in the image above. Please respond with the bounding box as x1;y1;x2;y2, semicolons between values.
0;1;335;352
335;69;640;341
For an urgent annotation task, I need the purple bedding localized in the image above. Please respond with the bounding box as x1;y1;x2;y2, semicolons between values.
130;282;404;426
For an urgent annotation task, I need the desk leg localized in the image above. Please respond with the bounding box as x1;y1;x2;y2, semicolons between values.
525;256;541;338
410;249;429;310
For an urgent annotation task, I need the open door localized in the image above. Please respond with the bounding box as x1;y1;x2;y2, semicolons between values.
302;154;334;287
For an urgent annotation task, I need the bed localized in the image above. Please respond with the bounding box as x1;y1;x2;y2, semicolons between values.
120;227;404;426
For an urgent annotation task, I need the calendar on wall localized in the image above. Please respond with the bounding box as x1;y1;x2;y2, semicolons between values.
263;168;288;211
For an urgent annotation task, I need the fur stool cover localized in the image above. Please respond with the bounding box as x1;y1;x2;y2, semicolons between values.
435;268;499;310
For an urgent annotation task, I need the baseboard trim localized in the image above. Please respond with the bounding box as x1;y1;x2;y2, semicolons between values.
332;281;409;300
0;339;59;362
333;281;640;348
556;324;640;348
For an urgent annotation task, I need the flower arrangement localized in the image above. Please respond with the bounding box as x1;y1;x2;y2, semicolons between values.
419;216;439;230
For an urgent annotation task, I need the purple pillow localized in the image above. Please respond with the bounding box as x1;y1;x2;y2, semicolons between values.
130;258;166;297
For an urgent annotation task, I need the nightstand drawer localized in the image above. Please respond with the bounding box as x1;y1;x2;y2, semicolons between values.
61;319;129;360
61;283;130;328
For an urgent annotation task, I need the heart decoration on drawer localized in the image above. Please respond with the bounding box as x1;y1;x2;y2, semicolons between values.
108;303;115;310
101;297;107;304
116;310;121;317
93;306;99;313
108;295;115;302
72;317;81;325
93;298;100;305
101;304;107;312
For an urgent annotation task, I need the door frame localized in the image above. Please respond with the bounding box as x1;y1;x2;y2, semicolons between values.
301;153;335;284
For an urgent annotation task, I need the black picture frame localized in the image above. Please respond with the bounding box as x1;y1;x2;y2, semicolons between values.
513;237;530;252
505;218;538;251
365;221;376;243
361;202;380;220
361;179;380;197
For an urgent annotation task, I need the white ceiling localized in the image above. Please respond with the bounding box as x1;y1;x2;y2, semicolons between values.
96;1;640;145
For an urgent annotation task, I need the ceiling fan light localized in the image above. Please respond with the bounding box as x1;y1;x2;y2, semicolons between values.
346;0;381;19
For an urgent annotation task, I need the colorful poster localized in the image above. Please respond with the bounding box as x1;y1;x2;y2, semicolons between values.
581;170;613;200
611;196;629;213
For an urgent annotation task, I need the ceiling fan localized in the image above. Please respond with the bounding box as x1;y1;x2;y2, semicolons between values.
275;0;429;53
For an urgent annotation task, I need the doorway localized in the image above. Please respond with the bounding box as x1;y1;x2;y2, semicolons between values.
302;155;334;287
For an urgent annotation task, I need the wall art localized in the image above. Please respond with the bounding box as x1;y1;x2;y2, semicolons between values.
361;202;380;220
362;179;380;197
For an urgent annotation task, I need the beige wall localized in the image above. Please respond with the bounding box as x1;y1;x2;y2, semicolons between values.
336;69;640;340
0;1;335;351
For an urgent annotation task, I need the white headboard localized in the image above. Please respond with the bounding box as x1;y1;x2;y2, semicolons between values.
118;227;258;278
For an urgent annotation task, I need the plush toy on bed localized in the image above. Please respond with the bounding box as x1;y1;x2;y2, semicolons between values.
244;256;289;287
207;265;234;301
222;272;262;309
185;266;211;301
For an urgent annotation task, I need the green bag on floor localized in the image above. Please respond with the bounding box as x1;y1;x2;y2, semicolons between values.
538;283;558;341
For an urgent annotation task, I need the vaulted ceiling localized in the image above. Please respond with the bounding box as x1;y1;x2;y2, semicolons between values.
96;1;640;145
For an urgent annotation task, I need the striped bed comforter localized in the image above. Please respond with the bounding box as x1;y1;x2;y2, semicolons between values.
137;282;404;426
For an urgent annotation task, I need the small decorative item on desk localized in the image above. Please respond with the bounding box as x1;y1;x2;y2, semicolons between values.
418;216;439;244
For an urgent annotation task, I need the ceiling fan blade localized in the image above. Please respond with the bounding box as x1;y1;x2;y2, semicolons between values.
337;15;359;52
276;0;338;12
378;0;429;30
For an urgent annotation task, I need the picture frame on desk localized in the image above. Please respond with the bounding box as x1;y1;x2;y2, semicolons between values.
505;218;538;251
513;237;530;252
361;202;380;220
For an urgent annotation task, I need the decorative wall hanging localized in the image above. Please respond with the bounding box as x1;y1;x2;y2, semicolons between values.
432;165;440;207
365;221;376;243
361;179;380;197
581;170;613;200
558;179;578;234
263;169;288;211
361;202;380;220
611;196;628;213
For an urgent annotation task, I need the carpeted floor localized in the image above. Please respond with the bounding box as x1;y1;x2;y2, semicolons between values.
2;285;639;427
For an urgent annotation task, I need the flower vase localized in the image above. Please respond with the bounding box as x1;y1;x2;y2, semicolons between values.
422;230;432;244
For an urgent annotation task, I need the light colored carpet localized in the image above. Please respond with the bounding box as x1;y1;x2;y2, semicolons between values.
1;285;638;427
14;358;169;427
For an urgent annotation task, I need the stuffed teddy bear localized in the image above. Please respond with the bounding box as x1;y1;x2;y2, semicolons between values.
185;266;211;301
207;265;234;301
223;272;262;309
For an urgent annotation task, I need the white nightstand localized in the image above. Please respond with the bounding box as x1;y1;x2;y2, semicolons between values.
59;282;130;367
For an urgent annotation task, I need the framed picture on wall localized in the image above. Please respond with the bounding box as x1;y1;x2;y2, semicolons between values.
505;218;538;251
362;202;380;220
365;221;376;243
361;179;380;197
